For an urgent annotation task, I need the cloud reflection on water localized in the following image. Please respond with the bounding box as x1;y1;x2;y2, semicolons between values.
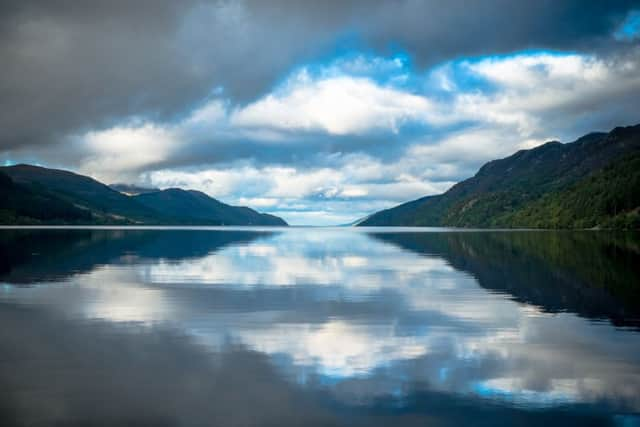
1;228;639;419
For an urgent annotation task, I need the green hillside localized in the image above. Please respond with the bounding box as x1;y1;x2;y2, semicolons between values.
0;165;287;226
0;171;92;224
1;164;155;223
499;152;640;229
360;124;640;229
134;188;287;226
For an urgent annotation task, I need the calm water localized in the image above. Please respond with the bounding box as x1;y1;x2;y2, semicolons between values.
1;227;640;426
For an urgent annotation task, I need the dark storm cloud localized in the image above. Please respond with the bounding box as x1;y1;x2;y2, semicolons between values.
362;0;639;63
1;0;639;150
0;0;202;148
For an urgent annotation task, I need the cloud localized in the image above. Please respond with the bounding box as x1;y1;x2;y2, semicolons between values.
231;71;434;135
2;2;640;223
451;51;640;136
1;0;637;150
78;124;179;181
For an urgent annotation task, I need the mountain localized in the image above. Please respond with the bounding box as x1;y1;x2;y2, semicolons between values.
133;188;286;225
0;164;287;226
360;124;640;229
1;164;156;222
0;171;92;224
109;183;159;195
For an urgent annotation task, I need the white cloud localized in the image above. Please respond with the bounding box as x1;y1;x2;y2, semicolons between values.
185;99;227;126
408;127;540;167
467;53;607;88
231;72;435;135
451;52;640;135
147;166;268;198
236;197;279;208
79;124;178;182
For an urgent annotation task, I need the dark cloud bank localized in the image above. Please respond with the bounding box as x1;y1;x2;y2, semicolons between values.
1;0;638;150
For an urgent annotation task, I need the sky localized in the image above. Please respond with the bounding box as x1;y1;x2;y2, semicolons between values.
1;1;640;225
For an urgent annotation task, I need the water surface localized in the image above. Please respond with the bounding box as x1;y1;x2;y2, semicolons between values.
1;227;639;426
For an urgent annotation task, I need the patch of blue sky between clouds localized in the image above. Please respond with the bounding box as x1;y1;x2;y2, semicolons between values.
615;10;640;41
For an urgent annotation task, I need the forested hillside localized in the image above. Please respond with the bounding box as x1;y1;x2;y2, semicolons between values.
360;124;640;229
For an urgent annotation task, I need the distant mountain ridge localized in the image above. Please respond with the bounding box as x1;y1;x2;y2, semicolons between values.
134;188;285;225
0;164;286;226
360;124;640;229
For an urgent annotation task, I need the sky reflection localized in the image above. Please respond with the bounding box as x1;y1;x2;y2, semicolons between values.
0;228;639;424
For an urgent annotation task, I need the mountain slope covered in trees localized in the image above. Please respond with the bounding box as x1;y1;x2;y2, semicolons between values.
360;124;640;229
0;171;92;224
0;165;287;226
134;188;286;225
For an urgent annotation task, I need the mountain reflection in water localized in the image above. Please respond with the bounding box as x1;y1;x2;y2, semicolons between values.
0;227;639;426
